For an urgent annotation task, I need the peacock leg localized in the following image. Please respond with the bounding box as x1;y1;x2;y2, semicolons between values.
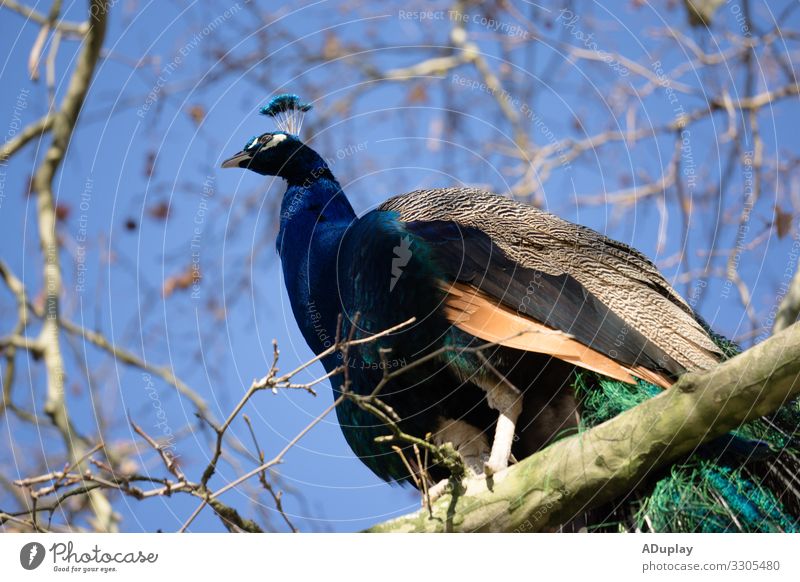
480;376;523;476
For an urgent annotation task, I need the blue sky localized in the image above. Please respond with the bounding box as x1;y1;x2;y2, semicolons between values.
1;0;799;532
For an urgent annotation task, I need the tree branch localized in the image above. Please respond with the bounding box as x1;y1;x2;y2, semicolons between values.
31;0;113;531
1;0;87;36
368;322;800;532
0;114;54;161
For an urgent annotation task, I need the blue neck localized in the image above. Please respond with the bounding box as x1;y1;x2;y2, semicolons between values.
277;176;356;360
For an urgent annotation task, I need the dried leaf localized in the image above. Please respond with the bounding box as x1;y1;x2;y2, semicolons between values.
55;203;71;222
32;290;45;314
408;84;428;104
322;33;341;60
148;201;170;221
163;265;199;297
187;104;205;125
775;205;794;240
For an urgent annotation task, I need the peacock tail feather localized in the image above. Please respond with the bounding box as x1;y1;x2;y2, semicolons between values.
573;329;800;532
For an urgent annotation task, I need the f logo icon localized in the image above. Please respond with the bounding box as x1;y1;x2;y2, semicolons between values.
20;542;45;570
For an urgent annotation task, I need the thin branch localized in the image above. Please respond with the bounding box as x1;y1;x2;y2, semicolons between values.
1;0;87;35
242;413;297;532
0;115;54;161
57;316;212;418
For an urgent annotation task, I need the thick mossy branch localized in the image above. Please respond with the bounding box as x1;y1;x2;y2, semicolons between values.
368;323;800;532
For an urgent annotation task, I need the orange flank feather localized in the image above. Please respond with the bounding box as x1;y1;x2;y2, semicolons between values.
441;282;673;389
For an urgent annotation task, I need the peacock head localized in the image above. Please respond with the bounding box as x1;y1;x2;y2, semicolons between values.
221;94;330;183
221;130;301;174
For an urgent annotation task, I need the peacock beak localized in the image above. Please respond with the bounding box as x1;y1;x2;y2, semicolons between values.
221;150;253;169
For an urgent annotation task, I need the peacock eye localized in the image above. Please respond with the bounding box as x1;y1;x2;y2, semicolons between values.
244;134;273;151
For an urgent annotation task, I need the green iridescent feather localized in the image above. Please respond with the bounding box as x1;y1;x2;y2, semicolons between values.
573;327;800;532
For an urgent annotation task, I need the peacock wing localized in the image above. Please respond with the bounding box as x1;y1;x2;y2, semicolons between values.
379;188;723;377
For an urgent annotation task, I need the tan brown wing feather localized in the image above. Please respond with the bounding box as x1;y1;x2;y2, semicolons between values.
442;282;673;389
382;188;723;373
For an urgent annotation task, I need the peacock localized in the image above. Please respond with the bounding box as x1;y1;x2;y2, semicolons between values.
222;95;800;532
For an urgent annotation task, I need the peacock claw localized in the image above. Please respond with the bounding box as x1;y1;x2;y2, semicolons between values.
484;449;514;477
483;460;503;477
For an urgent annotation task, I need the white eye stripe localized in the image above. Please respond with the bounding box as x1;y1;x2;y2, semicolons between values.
261;133;287;149
245;133;287;152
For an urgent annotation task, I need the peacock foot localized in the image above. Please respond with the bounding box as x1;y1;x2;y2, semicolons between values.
484;392;523;477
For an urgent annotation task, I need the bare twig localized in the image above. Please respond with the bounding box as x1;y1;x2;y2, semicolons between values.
0;114;54;161
1;0;87;35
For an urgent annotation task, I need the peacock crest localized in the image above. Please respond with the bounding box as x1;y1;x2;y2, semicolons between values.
260;93;312;135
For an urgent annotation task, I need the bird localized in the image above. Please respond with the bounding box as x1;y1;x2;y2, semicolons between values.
222;94;800;532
